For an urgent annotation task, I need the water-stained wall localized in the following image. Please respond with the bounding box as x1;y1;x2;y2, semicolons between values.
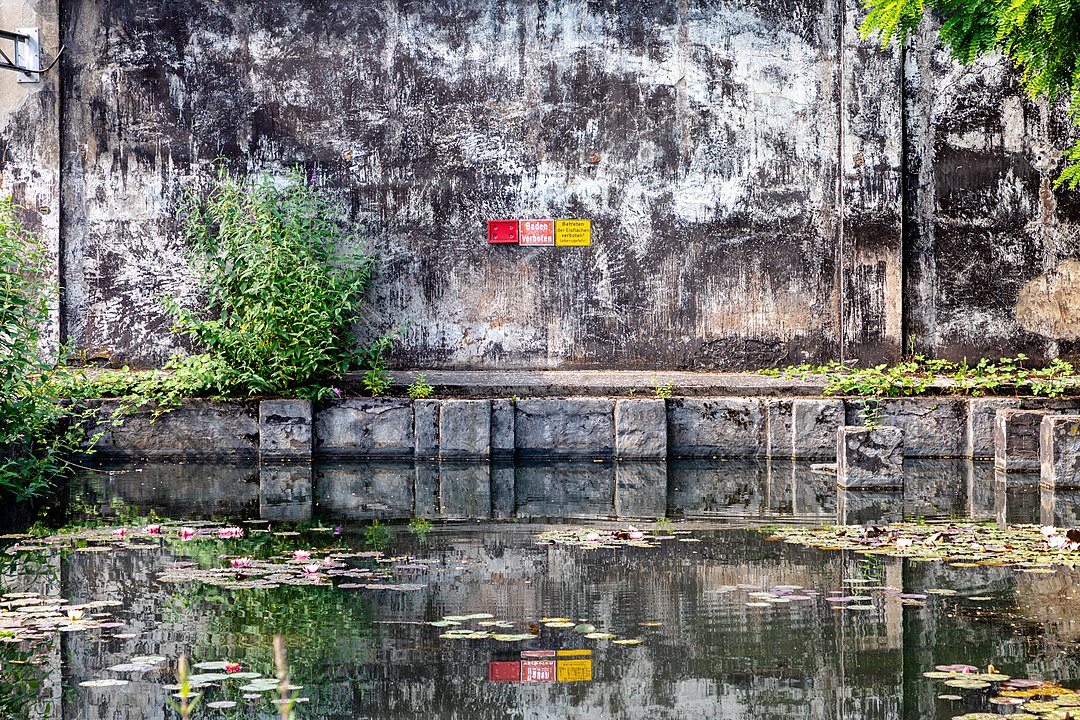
1;1;1075;369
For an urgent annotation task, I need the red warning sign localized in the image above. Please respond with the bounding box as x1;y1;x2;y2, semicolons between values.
519;219;554;246
487;220;519;244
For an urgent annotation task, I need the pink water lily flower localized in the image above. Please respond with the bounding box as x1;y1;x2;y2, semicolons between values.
627;526;645;541
585;532;601;542
224;662;242;673
218;526;244;539
230;557;254;568
112;528;126;539
178;527;196;540
293;550;312;562
143;524;161;535
302;562;321;575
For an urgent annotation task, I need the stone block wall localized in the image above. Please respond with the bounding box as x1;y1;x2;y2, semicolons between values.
84;394;1080;462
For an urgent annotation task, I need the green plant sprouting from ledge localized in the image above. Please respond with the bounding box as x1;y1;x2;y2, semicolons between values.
407;373;434;400
761;354;1078;398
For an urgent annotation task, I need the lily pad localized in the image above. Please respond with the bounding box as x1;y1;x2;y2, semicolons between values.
192;661;231;670
80;678;129;687
106;662;158;672
129;655;166;665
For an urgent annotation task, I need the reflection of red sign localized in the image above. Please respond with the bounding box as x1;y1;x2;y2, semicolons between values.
489;661;520;683
488;220;519;244
521;650;555;658
488;650;593;684
521;659;557;683
519;219;554;246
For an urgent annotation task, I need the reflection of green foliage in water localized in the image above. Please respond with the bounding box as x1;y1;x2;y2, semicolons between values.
364;520;392;551
161;531;376;715
0;646;50;720
0;546;50;720
407;518;431;543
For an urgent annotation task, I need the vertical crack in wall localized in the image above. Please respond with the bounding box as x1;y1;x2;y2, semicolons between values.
836;0;847;364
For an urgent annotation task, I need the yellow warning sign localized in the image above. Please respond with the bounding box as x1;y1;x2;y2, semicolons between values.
555;219;591;246
557;658;593;682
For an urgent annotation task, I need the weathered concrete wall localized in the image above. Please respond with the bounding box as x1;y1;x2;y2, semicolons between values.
0;0;61;358
902;26;1080;363
0;1;1075;369
55;0;861;370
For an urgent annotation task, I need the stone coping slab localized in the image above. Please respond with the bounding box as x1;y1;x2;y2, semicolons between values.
376;370;827;397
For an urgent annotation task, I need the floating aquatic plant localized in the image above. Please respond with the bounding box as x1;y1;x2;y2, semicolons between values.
768;522;1080;571
924;663;1080;719
537;526;678;549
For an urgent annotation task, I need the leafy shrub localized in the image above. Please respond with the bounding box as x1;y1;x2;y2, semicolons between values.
166;168;380;397
0;197;87;499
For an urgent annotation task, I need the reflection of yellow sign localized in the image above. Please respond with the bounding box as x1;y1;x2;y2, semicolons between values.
557;658;593;682
555;219;591;246
557;649;591;658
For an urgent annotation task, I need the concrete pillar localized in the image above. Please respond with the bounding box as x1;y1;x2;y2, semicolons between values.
436;461;491;518
836;426;904;489
1041;486;1080;528
314;399;415;458
259;463;313;521
966;460;996;522
994;408;1046;471
259;399;312;459
968;398;1021;459
837;489;903;525
414;400;439;459
615;460;667;518
614;399;667;459
490;460;515;518
439;399;491;459
792;399;846;459
1040;414;1080;489
994;468;1039;527
515;399;615;458
490;399;515;459
413;461;438;518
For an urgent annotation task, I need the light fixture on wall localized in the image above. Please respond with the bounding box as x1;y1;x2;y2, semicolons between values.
0;28;64;83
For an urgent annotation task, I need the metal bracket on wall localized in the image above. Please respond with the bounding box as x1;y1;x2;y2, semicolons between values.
0;28;64;83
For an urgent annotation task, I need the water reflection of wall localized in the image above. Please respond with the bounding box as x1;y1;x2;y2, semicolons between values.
34;518;1080;719
78;458;1041;527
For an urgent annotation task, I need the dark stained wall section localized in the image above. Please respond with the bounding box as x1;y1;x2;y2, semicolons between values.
902;23;1080;363
50;1;1078;370
59;0;862;370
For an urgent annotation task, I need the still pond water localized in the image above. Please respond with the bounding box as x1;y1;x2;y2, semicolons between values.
3;459;1080;719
